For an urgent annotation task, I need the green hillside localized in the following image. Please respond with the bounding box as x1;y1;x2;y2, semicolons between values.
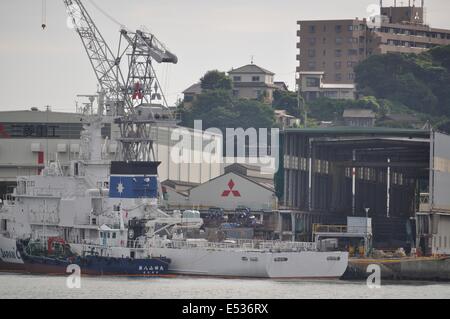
307;45;450;132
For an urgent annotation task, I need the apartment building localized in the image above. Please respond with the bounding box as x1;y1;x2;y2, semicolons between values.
297;18;368;85
299;71;356;101
296;1;450;88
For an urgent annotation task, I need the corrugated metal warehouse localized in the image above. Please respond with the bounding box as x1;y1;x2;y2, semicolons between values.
0;109;223;197
282;127;450;255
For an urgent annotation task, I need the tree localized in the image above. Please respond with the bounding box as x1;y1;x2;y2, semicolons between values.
233;99;275;129
354;48;450;117
272;90;302;118
200;70;233;91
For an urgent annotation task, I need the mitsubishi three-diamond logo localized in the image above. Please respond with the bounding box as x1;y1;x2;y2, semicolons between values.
221;179;241;197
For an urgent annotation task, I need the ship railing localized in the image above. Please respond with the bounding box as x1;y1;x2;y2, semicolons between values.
164;239;317;252
164;239;239;250
2;194;15;206
235;239;317;252
31;187;64;197
313;224;348;234
80;239;146;249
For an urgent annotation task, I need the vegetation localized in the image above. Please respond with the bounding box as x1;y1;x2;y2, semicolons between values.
179;70;275;133
354;45;450;131
302;45;450;131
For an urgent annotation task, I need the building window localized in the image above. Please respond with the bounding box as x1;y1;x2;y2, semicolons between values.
232;90;239;97
335;61;342;69
348;25;353;31
184;95;194;102
335;25;342;33
335;73;342;81
252;76;260;82
335;37;343;45
335;49;342;57
233;76;241;82
348;49;358;56
306;77;320;87
308;37;316;45
307;61;316;70
308;25;316;33
324;91;338;98
308;49;316;57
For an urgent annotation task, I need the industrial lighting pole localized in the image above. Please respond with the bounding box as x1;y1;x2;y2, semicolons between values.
297;74;307;128
387;158;391;218
352;150;356;216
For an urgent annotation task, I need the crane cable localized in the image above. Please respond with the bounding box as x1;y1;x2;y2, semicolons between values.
41;0;47;30
87;0;125;29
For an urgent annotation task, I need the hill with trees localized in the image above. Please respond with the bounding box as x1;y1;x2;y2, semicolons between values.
179;70;275;133
304;45;450;132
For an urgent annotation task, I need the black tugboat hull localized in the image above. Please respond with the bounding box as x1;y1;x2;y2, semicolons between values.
0;236;170;276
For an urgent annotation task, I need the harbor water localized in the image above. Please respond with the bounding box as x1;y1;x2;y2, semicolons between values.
1;273;449;299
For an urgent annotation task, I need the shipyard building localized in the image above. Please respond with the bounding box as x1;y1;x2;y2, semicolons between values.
281;127;450;256
0;108;223;198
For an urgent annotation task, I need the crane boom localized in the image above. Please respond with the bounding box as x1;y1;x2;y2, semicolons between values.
64;0;124;108
63;0;179;161
120;29;178;64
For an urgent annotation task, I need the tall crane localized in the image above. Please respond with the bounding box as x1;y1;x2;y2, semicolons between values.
63;0;178;161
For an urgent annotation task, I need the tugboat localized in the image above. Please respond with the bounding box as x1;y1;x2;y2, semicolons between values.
15;237;169;276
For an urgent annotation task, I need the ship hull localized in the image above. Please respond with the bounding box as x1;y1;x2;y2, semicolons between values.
0;235;170;276
0;235;25;273
18;255;170;276
150;247;348;279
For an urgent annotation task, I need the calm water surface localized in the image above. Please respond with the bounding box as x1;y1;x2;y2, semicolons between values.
0;273;449;299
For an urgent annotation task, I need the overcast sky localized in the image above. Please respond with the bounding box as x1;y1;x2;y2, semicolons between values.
0;0;449;112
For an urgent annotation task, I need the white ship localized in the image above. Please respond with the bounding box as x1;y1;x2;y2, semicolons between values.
150;239;348;279
0;106;348;278
0;0;347;279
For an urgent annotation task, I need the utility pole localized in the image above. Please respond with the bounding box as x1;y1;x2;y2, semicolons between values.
296;75;307;128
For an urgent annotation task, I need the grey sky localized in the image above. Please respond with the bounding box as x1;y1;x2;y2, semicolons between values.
1;0;449;112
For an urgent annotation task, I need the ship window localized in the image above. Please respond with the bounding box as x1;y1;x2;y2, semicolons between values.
241;257;248;261
250;257;258;262
112;233;116;239
107;233;111;238
130;251;135;259
327;256;341;261
1;219;6;231
274;257;288;262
